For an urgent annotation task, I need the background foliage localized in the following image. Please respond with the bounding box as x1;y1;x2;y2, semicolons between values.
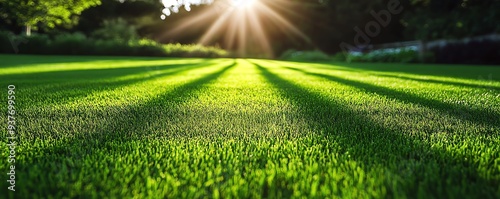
0;31;227;57
0;0;498;63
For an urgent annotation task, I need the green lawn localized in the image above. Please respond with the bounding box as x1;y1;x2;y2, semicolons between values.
1;55;499;198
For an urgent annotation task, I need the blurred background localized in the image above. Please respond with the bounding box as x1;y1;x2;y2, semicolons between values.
0;0;499;64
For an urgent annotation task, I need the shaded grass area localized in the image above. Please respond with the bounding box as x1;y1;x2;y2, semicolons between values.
373;73;500;91
0;55;498;198
282;66;500;131
307;61;500;81
9;60;225;108
252;60;499;197
0;54;171;68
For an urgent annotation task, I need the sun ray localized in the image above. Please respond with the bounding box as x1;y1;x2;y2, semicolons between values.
231;0;257;9
224;14;239;50
159;8;217;40
246;9;273;57
161;0;313;58
258;4;312;45
198;9;234;45
237;13;247;56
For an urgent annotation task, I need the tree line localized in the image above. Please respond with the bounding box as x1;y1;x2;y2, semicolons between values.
0;0;498;54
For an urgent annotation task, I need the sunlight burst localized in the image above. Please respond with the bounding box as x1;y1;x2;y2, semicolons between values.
161;0;312;58
231;0;256;9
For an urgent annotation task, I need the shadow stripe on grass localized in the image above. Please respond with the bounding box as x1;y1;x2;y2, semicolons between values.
2;60;210;83
270;60;500;90
251;61;498;198
15;60;228;108
372;73;500;91
0;57;208;75
9;61;236;197
283;66;500;132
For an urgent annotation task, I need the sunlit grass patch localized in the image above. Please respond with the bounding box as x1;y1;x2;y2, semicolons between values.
0;55;498;198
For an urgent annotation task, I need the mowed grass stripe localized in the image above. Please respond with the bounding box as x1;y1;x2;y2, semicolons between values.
251;59;499;198
252;60;425;198
0;55;498;198
17;59;230;108
2;60;238;197
255;59;499;154
0;55;208;75
273;61;500;98
279;64;500;131
3;59;318;198
159;59;309;139
15;60;236;140
269;60;500;126
293;61;500;83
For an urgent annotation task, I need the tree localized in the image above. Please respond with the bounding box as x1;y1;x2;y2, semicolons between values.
0;0;101;35
91;18;138;42
402;0;500;40
76;0;160;36
292;0;407;53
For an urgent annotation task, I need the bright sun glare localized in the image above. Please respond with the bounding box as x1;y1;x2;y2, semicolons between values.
162;0;312;58
231;0;256;9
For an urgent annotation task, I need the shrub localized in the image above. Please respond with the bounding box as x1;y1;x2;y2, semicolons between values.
280;49;330;62
17;34;51;54
0;32;51;54
162;43;226;58
346;47;419;63
0;31;228;58
93;40;135;56
133;39;166;57
51;32;92;55
346;52;364;63
91;18;138;42
0;31;16;53
430;40;500;65
422;51;436;63
331;52;347;62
